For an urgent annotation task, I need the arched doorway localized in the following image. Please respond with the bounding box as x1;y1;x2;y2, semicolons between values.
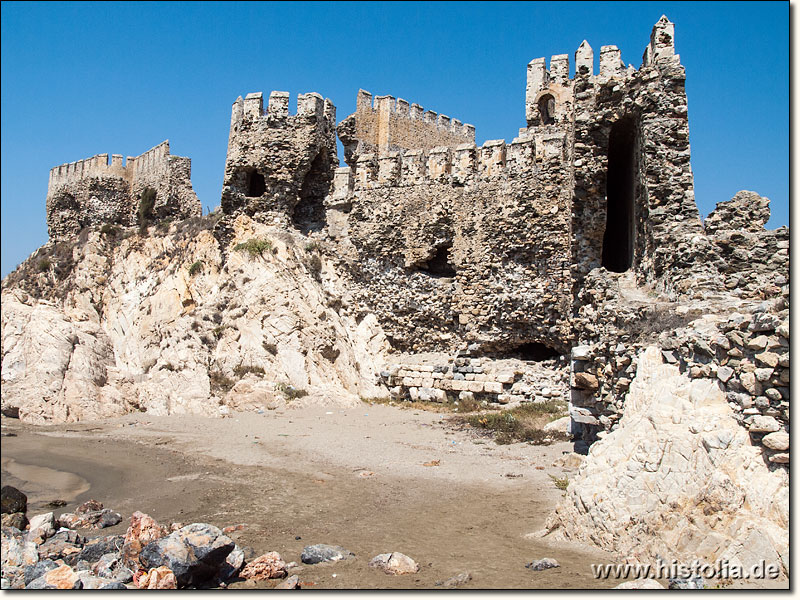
292;151;330;233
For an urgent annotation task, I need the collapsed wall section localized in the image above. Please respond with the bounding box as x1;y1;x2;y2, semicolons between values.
45;141;200;240
220;91;337;232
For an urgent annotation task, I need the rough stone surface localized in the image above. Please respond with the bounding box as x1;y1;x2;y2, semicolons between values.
25;564;82;589
46;140;200;241
239;552;287;580
136;566;178;589
525;558;560;571
122;511;169;569
0;486;27;515
547;347;788;576
300;544;355;565
368;552;419;575
139;523;235;588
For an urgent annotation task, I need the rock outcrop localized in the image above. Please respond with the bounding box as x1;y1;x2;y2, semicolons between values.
546;346;788;575
1;214;388;423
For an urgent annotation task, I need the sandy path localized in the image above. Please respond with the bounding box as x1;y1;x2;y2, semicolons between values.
1;404;624;589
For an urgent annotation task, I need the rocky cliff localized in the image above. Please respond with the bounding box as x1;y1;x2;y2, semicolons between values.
1;215;388;424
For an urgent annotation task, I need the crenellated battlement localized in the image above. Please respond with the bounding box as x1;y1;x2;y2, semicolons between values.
331;129;567;198
230;90;336;131
45;140;200;240
525;15;678;126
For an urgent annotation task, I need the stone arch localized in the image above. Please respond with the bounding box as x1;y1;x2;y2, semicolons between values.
538;93;556;125
292;150;331;233
602;116;638;273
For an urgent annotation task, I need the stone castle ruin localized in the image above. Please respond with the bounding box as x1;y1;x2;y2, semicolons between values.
46;140;200;240
40;17;788;454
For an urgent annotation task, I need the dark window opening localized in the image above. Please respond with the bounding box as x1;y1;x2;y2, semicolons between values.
246;171;266;197
538;94;555;125
418;243;456;278
293;151;330;233
489;341;561;362
602;116;637;273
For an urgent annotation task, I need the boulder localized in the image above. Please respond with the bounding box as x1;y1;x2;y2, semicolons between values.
368;552;419;575
23;559;60;585
275;574;300;589
1;527;40;569
0;486;27;514
1;512;28;530
26;512;56;544
136;566;178;589
139;523;235;587
573;372;598;391
762;431;789;451
437;572;472;587
218;544;245;581
300;544;355;564
239;552;287;580
747;415;781;433
122;511;169;568
39;529;85;561
25;564;82;589
71;534;123;565
525;558;560;571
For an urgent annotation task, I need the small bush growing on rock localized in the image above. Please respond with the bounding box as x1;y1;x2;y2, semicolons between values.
37;258;51;272
99;224;120;237
276;382;308;400
304;241;320;253
306;253;323;275
234;238;272;258
209;371;235;393
233;364;265;378
188;261;203;276
262;341;278;355
549;474;569;490
138;187;157;234
213;326;226;339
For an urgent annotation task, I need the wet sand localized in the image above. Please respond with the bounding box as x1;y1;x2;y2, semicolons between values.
1;405;634;589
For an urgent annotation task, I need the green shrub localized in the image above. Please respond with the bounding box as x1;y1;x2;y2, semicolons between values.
209;370;235;393
276;382;308;400
233;364;265;378
304;241;320;253
234;238;272;257
138;187;157;234
212;325;226;339
37;258;51;272
549;474;570;490
100;224;120;237
464;400;568;445
188;261;203;276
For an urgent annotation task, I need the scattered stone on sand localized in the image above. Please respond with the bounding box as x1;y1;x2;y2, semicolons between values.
1;486;27;514
139;523;235;588
71;534;123;565
300;544;355;565
136;566;178;589
436;572;472;587
275;574;301;589
76;500;104;514
368;552;420;575
46;500;68;508
526;558;560;571
614;578;665;589
240;552;287;580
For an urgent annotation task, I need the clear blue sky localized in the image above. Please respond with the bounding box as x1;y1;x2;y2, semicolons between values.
1;1;789;277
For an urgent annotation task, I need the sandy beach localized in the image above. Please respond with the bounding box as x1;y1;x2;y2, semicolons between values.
2;403;624;589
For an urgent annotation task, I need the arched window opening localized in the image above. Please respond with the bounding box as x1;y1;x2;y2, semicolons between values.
293;151;330;233
538;94;556;125
602;117;637;273
246;170;266;197
415;243;456;278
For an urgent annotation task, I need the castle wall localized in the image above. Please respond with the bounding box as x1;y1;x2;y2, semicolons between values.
46;141;200;240
221;91;338;232
337;90;475;166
